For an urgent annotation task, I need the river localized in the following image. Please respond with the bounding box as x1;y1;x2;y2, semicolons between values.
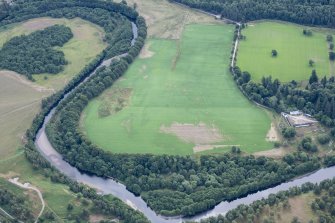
34;22;335;223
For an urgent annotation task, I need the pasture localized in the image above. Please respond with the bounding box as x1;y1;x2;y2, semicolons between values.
82;24;273;155
237;21;334;82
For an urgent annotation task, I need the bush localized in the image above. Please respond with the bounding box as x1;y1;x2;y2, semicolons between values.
282;127;296;139
299;137;318;152
317;134;330;145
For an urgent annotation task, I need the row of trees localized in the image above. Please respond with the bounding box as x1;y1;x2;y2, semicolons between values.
171;0;335;28
195;177;335;223
1;0;150;222
0;24;73;80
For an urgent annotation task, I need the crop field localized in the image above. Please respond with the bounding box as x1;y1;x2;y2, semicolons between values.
82;24;273;155
237;21;334;82
0;17;106;90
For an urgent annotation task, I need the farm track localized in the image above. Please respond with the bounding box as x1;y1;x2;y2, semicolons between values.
8;178;45;223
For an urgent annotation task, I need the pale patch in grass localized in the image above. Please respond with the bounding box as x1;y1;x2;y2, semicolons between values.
253;148;286;159
139;42;155;58
266;122;279;142
160;122;223;145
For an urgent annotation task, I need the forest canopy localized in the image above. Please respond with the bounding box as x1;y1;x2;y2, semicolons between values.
172;0;335;27
0;24;73;80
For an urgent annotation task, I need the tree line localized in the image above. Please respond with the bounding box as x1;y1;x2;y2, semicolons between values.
1;0;150;222
193;177;335;223
171;0;335;28
0;24;73;80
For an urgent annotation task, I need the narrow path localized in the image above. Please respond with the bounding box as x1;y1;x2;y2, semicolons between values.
8;178;45;223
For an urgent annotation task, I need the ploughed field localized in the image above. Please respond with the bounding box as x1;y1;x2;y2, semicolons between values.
237;21;334;82
82;24;272;155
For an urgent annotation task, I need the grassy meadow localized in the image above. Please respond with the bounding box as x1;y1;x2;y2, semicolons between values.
237;21;334;82
82;24;273;155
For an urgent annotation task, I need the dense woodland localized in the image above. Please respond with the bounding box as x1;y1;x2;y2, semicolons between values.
195;177;335;223
0;186;34;222
0;24;73;80
172;0;335;28
233;66;335;127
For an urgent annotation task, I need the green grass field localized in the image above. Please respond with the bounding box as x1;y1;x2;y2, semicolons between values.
237;21;334;82
82;24;273;155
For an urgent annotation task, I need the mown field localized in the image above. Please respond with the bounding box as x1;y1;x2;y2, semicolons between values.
237;21;334;82
82;24;273;155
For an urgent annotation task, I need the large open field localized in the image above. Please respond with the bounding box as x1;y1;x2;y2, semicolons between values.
237;21;334;82
82;24;273;155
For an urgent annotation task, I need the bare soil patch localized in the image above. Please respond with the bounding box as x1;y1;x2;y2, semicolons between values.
160;122;223;144
266;122;279;142
253;148;286;159
139;43;155;58
89;214;110;223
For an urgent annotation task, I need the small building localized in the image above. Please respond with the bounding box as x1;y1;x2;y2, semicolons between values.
289;110;302;116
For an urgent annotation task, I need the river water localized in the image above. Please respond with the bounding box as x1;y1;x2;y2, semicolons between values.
34;22;335;223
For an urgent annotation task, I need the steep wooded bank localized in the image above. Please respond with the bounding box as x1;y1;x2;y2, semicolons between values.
171;0;335;28
0;0;149;222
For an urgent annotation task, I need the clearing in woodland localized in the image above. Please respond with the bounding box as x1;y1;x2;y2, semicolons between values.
237;21;335;82
82;24;273;155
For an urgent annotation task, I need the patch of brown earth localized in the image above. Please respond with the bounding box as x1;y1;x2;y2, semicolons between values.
266;122;279;142
253;148;286;159
22;18;58;31
160;122;223;144
89;214;110;223
139;43;154;58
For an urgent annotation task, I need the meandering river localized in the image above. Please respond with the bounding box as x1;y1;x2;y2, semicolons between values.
34;22;335;223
